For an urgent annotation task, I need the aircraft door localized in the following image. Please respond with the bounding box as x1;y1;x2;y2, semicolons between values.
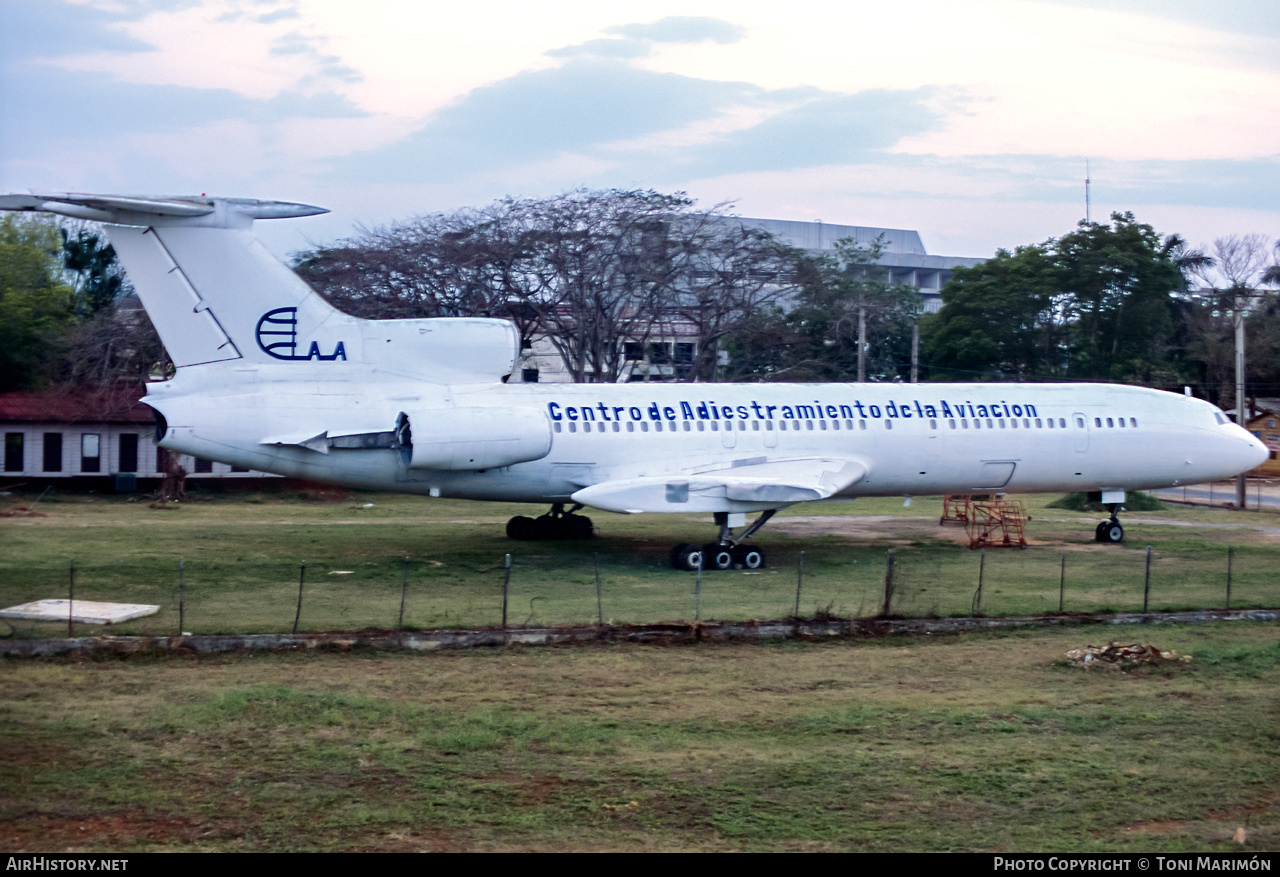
763;422;777;449
1072;412;1089;453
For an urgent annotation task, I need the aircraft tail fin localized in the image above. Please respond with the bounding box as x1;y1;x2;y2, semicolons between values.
0;193;520;379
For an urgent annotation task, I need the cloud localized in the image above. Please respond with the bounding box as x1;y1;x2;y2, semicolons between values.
668;89;945;178
329;58;771;181
0;63;366;170
605;16;746;45
546;38;652;60
329;59;946;191
0;1;156;61
549;16;745;60
1044;0;1280;39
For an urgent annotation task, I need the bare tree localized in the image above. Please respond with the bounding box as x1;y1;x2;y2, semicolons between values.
296;190;805;383
1192;234;1273;413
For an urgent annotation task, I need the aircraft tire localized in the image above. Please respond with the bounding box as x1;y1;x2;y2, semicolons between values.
1094;521;1109;542
706;544;735;571
682;545;705;571
734;545;765;569
670;543;691;569
1103;521;1124;544
533;514;559;540
566;515;594;540
506;516;537;540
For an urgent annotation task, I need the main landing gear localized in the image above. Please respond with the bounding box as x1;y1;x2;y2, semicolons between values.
1094;503;1124;544
506;503;594;541
669;510;776;571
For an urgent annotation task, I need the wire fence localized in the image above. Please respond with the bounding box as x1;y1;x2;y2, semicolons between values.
1;542;1277;638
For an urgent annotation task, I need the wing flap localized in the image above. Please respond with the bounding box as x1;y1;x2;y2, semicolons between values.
571;458;867;514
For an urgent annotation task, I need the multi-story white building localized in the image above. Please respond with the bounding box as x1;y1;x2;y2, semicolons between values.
524;217;986;383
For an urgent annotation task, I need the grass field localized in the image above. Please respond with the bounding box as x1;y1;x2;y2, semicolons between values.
2;488;1278;851
2;487;1279;635
2;624;1278;852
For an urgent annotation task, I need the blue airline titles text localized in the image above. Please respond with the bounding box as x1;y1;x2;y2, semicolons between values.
546;398;1040;424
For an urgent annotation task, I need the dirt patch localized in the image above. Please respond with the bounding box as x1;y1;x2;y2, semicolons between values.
0;810;225;851
770;515;973;545
478;772;575;806
1124;820;1188;836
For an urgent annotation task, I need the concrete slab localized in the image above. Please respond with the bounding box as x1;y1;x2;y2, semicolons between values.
0;599;160;625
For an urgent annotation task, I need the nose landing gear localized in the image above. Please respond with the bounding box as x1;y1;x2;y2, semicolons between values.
506;503;594;540
669;510;775;571
1094;503;1124;543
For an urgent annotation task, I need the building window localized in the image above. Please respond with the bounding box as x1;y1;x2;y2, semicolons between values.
81;434;101;473
194;457;214;473
4;433;23;472
118;433;138;473
43;433;62;472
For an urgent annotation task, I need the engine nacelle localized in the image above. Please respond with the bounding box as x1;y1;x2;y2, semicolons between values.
398;407;551;471
361;317;520;382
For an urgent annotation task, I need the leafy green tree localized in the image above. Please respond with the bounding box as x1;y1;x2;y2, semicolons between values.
923;212;1205;384
61;225;126;318
726;236;919;382
1058;213;1192;381
0;215;74;391
920;244;1061;380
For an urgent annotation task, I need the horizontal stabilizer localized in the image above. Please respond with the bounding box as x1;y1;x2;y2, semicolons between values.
0;193;326;226
571;457;867;514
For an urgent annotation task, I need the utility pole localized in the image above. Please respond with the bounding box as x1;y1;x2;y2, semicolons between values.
1236;288;1248;509
857;305;866;383
910;319;919;383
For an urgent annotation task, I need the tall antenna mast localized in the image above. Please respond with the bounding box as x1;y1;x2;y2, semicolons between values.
1085;159;1091;224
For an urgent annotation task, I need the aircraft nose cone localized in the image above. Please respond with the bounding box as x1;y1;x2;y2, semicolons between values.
1244;429;1270;469
1225;424;1271;473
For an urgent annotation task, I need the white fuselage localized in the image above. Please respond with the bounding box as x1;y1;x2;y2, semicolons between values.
4;191;1264;516
147;366;1266;509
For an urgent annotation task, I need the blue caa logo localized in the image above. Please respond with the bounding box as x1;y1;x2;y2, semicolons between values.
255;308;347;361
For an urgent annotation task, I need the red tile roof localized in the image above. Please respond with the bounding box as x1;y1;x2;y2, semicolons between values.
0;387;154;424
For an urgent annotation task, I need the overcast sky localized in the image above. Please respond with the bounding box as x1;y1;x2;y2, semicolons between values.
2;0;1278;259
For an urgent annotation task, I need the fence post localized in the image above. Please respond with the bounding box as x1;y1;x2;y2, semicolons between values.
794;551;804;618
881;549;894;617
1059;551;1065;613
594;553;603;626
179;556;185;635
68;560;75;638
398;556;409;630
972;549;985;615
502;553;511;629
292;561;306;634
1143;546;1152;613
1226;545;1233;609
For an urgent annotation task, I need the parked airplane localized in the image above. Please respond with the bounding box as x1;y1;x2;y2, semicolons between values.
2;193;1268;569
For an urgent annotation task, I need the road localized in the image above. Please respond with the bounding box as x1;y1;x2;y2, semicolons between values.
1151;480;1280;511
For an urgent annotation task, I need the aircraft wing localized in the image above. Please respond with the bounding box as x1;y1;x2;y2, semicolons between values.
570;457;868;514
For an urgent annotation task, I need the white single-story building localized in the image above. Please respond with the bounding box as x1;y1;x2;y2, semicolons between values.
0;387;276;490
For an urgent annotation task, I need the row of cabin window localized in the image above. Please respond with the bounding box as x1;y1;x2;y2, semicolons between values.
551;416;1140;434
